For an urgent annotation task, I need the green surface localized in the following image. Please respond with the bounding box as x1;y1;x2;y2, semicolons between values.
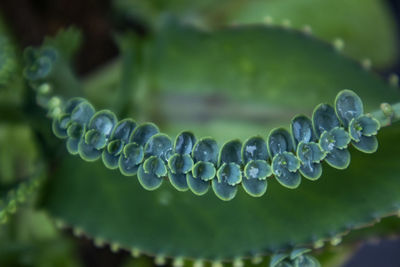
41;20;400;261
43;123;400;260
113;0;398;67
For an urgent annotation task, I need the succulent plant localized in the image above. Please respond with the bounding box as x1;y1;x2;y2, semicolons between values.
1;1;400;266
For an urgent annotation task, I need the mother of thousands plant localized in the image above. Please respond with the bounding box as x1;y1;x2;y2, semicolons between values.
1;1;400;266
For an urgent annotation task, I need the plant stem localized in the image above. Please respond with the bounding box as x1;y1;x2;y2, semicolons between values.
370;102;400;127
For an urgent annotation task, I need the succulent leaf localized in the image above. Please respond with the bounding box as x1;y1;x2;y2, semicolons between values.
168;153;193;174
107;139;124;155
319;127;350;152
299;162;322;181
270;254;290;267
218;140;242;166
242;159;271;196
143;156;167;177
70;101;95;126
293;255;320;267
290;248;311;260
272;152;301;189
352;135;378;153
268;128;294;157
118;143;143;176
129;123;159;146
241;177;268;197
192;137;219;164
110;119;137;142
78;138;103;162
291;115;316;146
102;140;123;169
174;131;196;154
312;104;340;137
271;250;319;267
84;129;107;150
216;163;242;186
88;110;118;138
137;164;163;190
168;172;189;192
52;97;87;139
76;110;117;162
297;142;325;163
144;133;173;159
212;179;237;201
23;47;57;81
192;161;216;181
66;135;82;155
241;136;269;163
335;89;364;128
244;160;272;180
102;119;137;169
186;173;209;195
348;115;380;142
52;114;71;138
324;148;351;169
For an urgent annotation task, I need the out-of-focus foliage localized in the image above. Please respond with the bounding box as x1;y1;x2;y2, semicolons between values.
113;0;398;68
0;16;23;106
43;27;82;62
0;208;82;267
225;0;399;68
0;125;39;185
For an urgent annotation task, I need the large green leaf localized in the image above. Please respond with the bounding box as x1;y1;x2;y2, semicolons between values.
41;22;400;261
42;123;400;260
113;0;398;67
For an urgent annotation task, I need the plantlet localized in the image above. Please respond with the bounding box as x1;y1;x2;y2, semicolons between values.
1;2;400;267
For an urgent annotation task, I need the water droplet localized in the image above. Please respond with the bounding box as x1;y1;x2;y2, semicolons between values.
246;145;257;157
249;167;259;178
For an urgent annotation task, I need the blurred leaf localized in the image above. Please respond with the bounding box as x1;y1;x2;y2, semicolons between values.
0;34;17;86
225;0;398;68
0;14;25;106
27;27;83;99
0;170;44;225
0;208;82;267
43;27;83;62
0;125;40;185
112;0;398;67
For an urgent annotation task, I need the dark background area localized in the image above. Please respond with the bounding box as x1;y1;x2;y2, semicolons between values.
0;0;399;266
